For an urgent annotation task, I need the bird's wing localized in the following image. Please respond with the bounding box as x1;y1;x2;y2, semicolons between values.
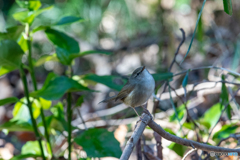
115;81;135;101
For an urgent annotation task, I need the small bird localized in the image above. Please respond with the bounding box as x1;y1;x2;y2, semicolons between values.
100;66;155;121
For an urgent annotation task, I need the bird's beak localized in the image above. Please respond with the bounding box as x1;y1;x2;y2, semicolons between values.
140;66;145;73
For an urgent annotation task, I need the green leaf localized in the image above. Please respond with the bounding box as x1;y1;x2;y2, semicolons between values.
0;66;16;77
55;16;84;25
168;142;187;157
0;25;25;41
213;123;238;143
199;103;222;129
34;54;58;67
182;71;189;87
223;0;233;16
0;97;19;106
30;76;90;100
76;96;84;107
39;98;51;110
0;40;24;69
45;28;80;53
181;0;207;64
21;140;48;156
152;72;173;81
0;120;33;132
70;50;112;58
13;97;43;122
10;154;41;160
169;103;186;122
82;74;126;91
74;128;122;158
18;35;28;52
13;6;53;25
56;47;75;65
16;0;41;11
50;102;68;131
220;75;231;119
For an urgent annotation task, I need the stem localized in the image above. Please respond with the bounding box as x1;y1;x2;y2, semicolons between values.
19;65;46;160
67;92;72;160
26;24;53;156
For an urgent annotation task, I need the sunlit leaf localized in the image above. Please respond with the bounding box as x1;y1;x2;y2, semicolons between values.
18;35;28;52
21;141;48;156
45;28;80;53
13;6;53;25
30;76;91;100
0;40;24;69
13;97;41;122
0;120;33;132
16;0;42;11
0;66;16;77
34;54;58;67
199;103;222;129
55;16;84;25
0;97;19;106
223;0;233;16
169;103;186;122
10;154;41;160
74;128;122;158
213;123;238;143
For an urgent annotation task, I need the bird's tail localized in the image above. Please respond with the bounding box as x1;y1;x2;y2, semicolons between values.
99;96;117;104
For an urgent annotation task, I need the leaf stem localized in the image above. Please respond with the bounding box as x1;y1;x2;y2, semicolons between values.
67;92;72;160
67;66;73;160
19;65;46;160
26;24;53;157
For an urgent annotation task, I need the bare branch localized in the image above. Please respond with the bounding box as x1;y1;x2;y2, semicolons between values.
120;113;152;160
148;118;240;154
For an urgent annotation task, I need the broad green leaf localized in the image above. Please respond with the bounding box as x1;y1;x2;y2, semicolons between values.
32;25;48;33
39;98;51;110
0;25;25;41
16;0;41;11
169;103;186;122
13;6;53;25
0;66;16;77
199;103;222;129
34;54;58;67
30;76;90;100
82;74;126;91
74;128;122;158
220;75;231;119
223;0;233;16
0;120;33;132
213;123;238;143
56;47;75;65
45;28;80;53
182;71;189;87
70;50;112;59
13;97;42;122
21;141;48;156
10;154;41;160
152;72;173;81
168;142;187;157
55;16;83;25
0;40;24;68
0;97;19;106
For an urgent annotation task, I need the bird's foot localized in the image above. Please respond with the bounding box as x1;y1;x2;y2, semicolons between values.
142;108;153;120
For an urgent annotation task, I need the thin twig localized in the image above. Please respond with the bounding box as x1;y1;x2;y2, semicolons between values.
182;148;197;160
